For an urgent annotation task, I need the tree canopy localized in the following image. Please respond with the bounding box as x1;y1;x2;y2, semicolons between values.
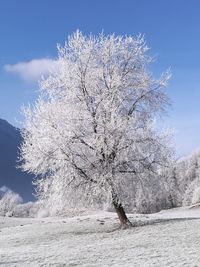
20;31;172;225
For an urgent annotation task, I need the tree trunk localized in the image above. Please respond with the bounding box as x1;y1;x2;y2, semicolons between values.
112;200;132;227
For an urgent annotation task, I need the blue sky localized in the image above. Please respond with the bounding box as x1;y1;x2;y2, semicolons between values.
1;0;200;156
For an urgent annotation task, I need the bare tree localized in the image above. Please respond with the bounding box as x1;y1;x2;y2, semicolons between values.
20;31;172;226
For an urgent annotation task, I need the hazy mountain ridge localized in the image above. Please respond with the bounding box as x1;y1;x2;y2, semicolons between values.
0;118;34;201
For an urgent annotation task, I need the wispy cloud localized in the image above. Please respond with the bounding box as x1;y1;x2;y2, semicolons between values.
4;58;59;82
0;185;10;193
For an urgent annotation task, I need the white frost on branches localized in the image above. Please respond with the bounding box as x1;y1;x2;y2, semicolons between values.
0;187;22;216
20;31;173;216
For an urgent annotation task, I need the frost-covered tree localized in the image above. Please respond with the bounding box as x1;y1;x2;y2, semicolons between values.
160;165;182;208
161;150;200;208
0;187;23;216
179;151;200;206
20;31;172;226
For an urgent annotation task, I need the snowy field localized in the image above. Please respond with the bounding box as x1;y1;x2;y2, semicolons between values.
1;207;200;267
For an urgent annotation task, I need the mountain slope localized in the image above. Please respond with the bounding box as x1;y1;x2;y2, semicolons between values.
0;118;34;201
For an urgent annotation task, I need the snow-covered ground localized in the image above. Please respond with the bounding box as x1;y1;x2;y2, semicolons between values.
1;207;200;266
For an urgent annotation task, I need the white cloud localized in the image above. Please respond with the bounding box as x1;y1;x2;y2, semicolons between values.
4;58;59;82
0;185;10;193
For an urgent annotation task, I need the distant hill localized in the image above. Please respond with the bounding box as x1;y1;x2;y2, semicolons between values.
0;118;35;202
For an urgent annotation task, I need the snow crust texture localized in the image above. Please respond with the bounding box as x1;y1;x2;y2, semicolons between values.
1;209;200;267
